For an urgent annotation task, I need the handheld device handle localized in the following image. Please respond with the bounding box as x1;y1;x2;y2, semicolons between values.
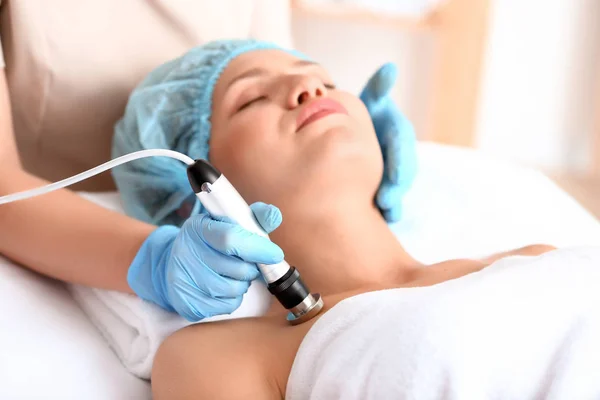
195;174;291;283
187;159;325;325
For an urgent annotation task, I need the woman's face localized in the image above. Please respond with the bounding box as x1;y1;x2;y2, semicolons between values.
210;49;382;212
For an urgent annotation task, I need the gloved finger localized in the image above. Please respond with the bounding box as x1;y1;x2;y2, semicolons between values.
360;62;398;103
250;202;283;234
390;112;417;146
382;205;403;223
205;252;262;282
382;122;417;185
203;295;244;317
221;224;285;264
208;213;237;225
177;306;206;322
177;294;245;321
376;181;403;210
374;180;404;223
197;203;283;234
206;275;252;299
196;216;284;264
184;265;253;298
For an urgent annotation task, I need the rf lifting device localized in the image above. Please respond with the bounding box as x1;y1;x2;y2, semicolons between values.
0;149;324;325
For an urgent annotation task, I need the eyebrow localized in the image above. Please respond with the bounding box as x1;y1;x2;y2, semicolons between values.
225;59;319;93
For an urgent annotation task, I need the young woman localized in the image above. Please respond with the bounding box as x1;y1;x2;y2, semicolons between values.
147;43;559;399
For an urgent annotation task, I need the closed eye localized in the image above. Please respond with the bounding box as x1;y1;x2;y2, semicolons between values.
237;96;267;112
236;82;334;112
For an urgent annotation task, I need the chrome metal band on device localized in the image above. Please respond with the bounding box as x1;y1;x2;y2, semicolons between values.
287;293;324;326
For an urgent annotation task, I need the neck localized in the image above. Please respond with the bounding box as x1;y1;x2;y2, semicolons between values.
269;199;421;297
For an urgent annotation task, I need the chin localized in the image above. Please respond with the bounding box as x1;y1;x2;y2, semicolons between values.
320;122;378;159
304;124;358;160
302;126;382;190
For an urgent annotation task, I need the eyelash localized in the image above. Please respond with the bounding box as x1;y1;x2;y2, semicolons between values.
237;96;267;112
236;82;337;112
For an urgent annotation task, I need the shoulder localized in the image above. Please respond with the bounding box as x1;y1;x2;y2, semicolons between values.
152;317;284;400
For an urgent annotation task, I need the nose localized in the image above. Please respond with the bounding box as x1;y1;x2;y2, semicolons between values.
287;75;327;108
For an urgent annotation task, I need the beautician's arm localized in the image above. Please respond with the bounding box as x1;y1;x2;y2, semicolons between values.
0;70;154;292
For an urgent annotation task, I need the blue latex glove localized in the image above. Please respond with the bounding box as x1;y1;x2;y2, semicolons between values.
360;63;418;223
128;202;284;321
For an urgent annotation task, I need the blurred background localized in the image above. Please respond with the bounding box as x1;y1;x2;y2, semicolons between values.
289;0;600;217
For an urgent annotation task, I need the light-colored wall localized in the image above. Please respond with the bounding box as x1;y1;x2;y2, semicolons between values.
291;0;600;173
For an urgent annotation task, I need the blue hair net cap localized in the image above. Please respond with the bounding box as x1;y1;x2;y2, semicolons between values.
112;39;308;226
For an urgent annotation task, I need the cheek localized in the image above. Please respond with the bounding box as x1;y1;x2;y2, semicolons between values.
336;94;385;188
345;95;377;139
352;96;382;161
339;93;382;157
209;109;286;203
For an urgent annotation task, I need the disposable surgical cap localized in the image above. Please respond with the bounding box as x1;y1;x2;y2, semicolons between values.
112;39;309;227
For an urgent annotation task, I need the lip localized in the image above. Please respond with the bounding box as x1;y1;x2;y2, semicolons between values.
296;98;348;132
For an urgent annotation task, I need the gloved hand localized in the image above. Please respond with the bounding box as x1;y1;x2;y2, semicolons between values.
128;202;284;321
360;63;418;223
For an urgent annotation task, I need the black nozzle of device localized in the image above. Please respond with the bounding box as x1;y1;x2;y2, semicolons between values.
267;267;311;309
187;159;220;193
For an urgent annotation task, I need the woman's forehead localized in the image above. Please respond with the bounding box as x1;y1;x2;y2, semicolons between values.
219;50;306;87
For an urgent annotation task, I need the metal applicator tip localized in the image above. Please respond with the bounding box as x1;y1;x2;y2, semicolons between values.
286;293;324;325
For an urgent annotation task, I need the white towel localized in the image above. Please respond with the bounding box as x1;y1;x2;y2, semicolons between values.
67;285;190;379
286;246;600;400
68;192;272;379
68;279;272;379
